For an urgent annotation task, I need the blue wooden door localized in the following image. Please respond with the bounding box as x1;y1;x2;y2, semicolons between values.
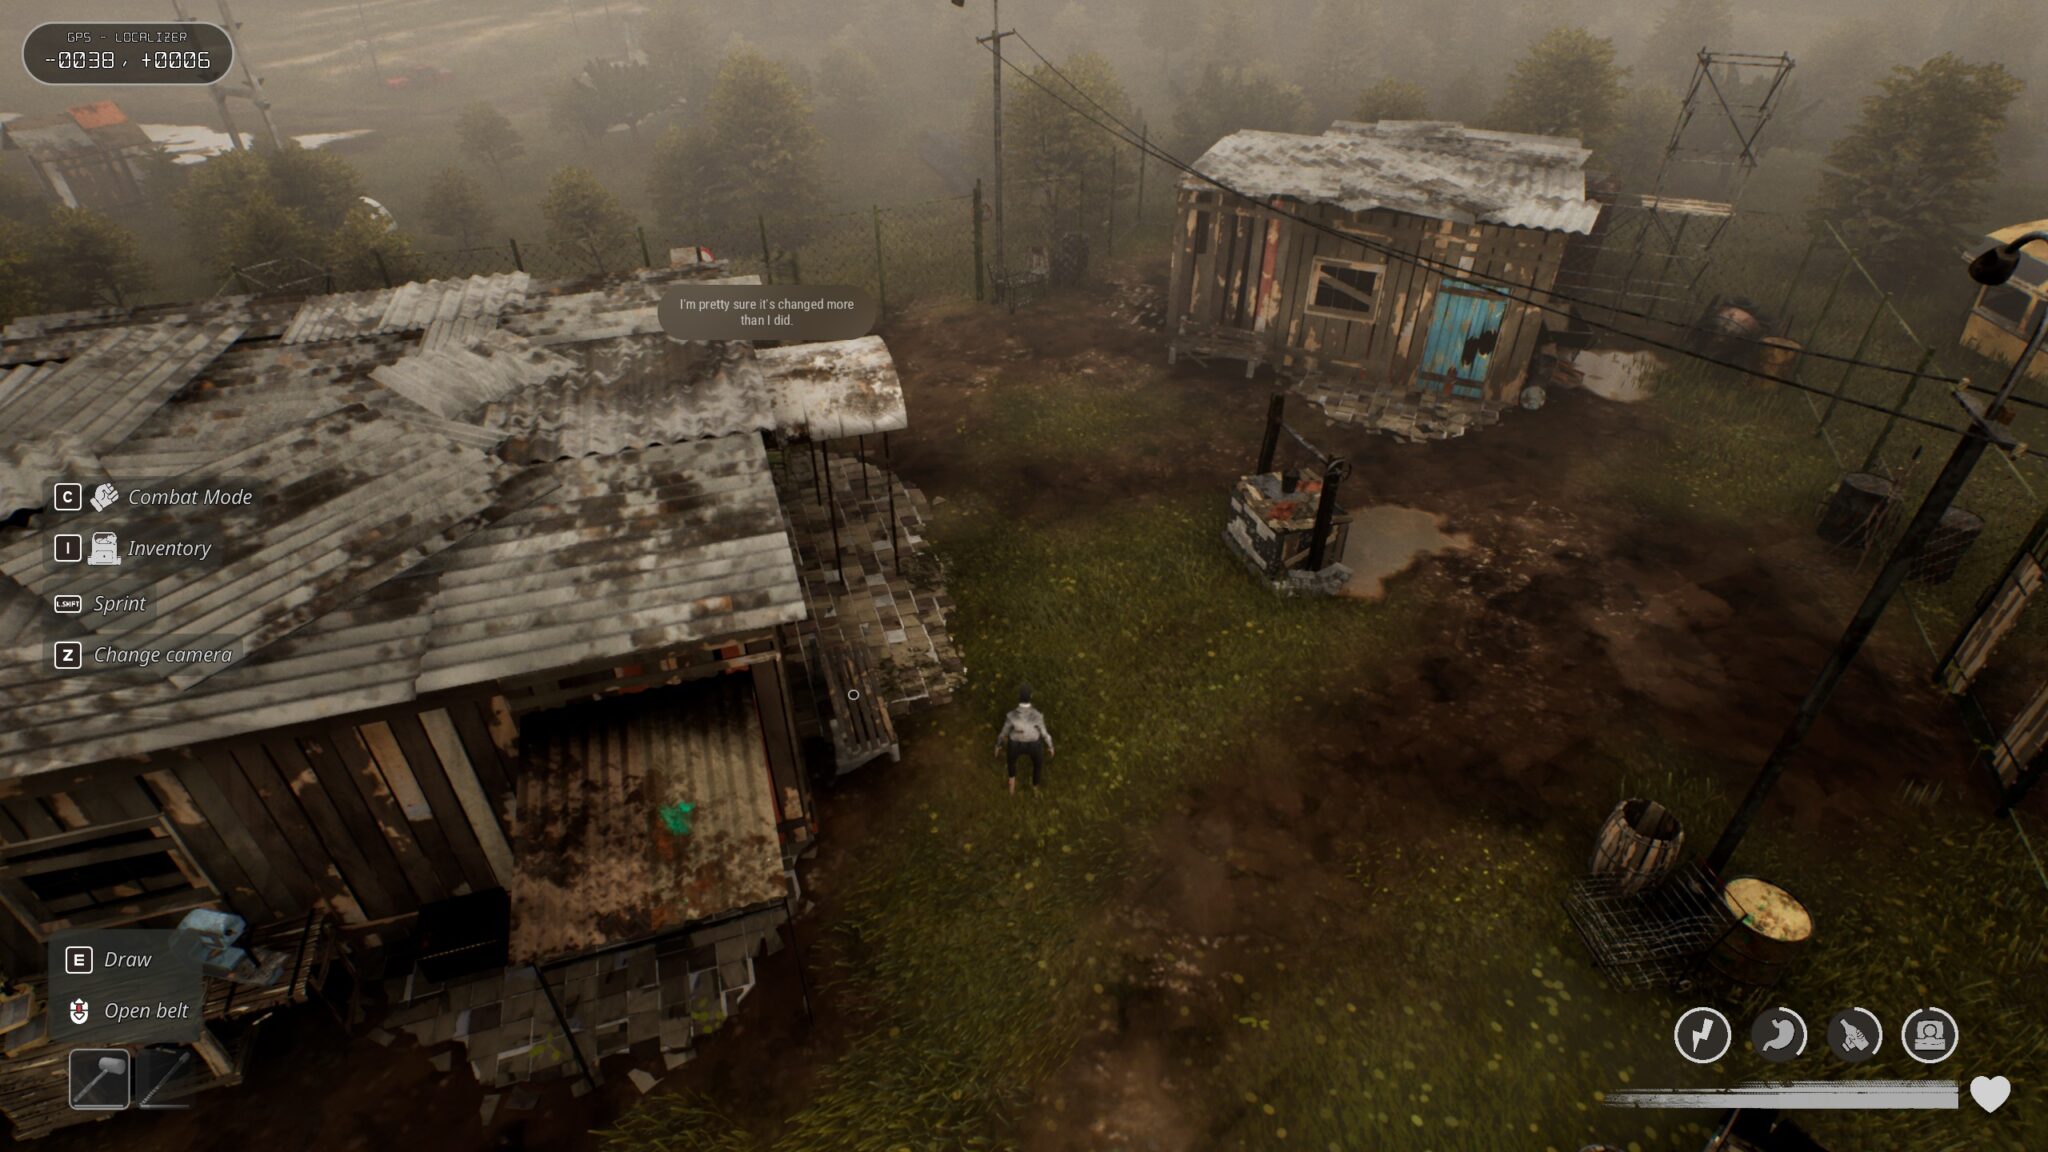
1416;280;1508;399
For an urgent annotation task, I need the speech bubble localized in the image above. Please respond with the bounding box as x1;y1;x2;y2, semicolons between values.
659;285;879;343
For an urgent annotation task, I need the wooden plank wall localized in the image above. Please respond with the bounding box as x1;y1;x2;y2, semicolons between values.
1170;192;1574;402
0;696;521;975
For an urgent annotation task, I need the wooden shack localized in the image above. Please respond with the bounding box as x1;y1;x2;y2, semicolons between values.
1168;120;1603;405
0;102;157;212
0;268;913;984
1961;218;2048;383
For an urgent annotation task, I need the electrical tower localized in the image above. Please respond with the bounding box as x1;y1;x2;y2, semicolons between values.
1559;50;1795;323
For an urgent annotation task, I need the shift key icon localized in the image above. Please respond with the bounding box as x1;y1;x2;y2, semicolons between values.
52;594;83;615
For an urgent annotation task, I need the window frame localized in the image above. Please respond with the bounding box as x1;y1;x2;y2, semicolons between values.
1304;256;1388;323
1974;282;2041;336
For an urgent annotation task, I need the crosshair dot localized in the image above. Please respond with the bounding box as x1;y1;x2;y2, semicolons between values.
846;689;861;701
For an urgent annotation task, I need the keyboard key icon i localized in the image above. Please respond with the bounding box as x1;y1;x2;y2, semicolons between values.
1674;1005;1733;1064
53;533;83;563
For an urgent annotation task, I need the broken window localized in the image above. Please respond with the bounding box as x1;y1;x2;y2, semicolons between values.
1308;258;1385;320
0;815;217;940
1976;283;2039;334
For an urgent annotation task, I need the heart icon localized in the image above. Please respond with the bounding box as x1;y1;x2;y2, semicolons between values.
1970;1075;2011;1113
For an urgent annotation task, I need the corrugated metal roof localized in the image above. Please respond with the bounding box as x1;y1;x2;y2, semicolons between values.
0;321;243;515
280;272;532;345
501;274;761;346
484;335;907;463
485;336;764;462
1189;120;1601;235
0;431;801;777
756;336;909;440
508;675;787;961
371;329;576;420
412;434;804;693
0;261;898;783
2;117;96;160
0;405;511;691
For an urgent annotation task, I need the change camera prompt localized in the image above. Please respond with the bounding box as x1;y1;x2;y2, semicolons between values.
658;285;878;343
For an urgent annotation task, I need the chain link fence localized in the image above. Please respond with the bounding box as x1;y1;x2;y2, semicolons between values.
1633;208;2048;810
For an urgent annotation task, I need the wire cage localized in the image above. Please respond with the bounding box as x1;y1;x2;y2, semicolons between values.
1564;860;1737;992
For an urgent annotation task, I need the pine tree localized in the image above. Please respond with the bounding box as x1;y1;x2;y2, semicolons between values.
1490;28;1630;149
36;207;150;308
1813;53;2023;277
543;167;636;273
457;102;525;172
1636;0;1735;84
422;167;495;246
647;48;822;241
1351;79;1430;124
1173;63;1312;159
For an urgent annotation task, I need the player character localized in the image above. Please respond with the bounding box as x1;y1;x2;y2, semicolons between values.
993;683;1054;794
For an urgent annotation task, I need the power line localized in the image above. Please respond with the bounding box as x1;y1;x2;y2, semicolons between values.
987;39;1971;437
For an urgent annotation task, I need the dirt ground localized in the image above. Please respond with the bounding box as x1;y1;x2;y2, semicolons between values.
34;265;1992;1152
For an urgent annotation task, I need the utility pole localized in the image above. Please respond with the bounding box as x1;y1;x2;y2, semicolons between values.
1703;233;2048;877
172;0;243;151
970;0;1014;304
215;0;283;150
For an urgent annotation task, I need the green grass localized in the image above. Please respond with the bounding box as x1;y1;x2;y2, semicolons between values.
601;274;2048;1152
1190;729;2048;1152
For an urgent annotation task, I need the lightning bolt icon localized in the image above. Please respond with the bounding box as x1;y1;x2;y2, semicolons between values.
1690;1018;1715;1052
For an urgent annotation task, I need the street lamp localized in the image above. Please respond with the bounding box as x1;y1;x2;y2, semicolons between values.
1704;231;2048;876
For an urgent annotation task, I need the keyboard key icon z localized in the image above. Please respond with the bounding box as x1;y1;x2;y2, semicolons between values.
1675;1005;1733;1064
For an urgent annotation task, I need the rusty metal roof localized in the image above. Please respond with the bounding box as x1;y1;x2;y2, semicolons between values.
508;674;787;962
280;272;533;345
1190;120;1601;235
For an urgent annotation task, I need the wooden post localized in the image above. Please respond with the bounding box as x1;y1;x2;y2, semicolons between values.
1861;345;1937;473
1107;147;1117;262
1818;293;1889;432
508;237;525;272
637;225;652;269
373;249;393;288
759;214;774;285
884;431;899;575
973;178;986;302
1256;393;1286;474
1306;458;1348;572
873;205;887;314
1135;123;1147;224
826;441;845;589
